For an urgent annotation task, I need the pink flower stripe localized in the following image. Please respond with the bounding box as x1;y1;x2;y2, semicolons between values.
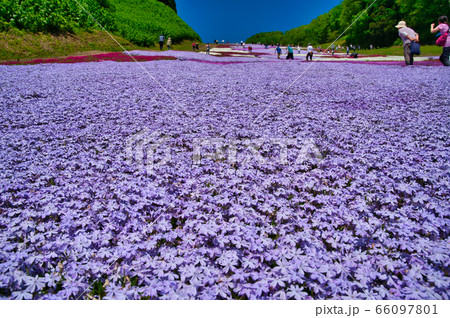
1;53;177;65
311;59;442;67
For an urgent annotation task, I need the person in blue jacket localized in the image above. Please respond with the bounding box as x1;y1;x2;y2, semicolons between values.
276;45;282;59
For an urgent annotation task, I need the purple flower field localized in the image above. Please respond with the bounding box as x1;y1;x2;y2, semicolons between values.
0;59;449;300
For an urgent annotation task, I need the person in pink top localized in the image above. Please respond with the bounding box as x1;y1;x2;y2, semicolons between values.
431;16;450;66
395;21;419;66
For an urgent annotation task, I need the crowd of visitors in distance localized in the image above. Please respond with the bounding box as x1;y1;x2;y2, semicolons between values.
263;15;450;66
156;15;449;66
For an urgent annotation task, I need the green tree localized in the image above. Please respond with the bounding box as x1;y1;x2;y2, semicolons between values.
157;0;177;13
397;0;450;44
246;31;285;44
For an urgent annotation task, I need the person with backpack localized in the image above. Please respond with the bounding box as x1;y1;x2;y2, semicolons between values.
431;16;450;66
395;21;419;66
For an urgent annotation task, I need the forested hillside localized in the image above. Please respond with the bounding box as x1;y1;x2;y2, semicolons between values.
244;31;285;45
0;0;200;46
247;0;449;47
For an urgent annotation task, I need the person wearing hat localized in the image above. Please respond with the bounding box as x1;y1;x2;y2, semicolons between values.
395;21;419;66
306;43;314;61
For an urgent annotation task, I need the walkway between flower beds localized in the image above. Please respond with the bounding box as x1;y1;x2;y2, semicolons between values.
0;48;441;67
126;49;442;66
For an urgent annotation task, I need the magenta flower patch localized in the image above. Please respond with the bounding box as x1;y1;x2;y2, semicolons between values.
0;53;177;65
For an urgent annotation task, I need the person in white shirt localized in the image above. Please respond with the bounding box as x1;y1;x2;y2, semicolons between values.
306;44;314;61
395;21;419;66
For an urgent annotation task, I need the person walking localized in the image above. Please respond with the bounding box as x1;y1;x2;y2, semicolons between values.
276;45;282;59
159;34;165;51
431;16;450;66
395;21;419;66
297;44;301;54
286;45;294;60
306;43;314;61
167;37;172;50
192;42;196;51
206;43;211;55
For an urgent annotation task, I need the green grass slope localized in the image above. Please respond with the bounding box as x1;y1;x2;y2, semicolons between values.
0;28;142;61
111;0;200;46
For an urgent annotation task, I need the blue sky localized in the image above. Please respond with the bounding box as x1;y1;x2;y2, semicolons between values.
176;0;342;43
